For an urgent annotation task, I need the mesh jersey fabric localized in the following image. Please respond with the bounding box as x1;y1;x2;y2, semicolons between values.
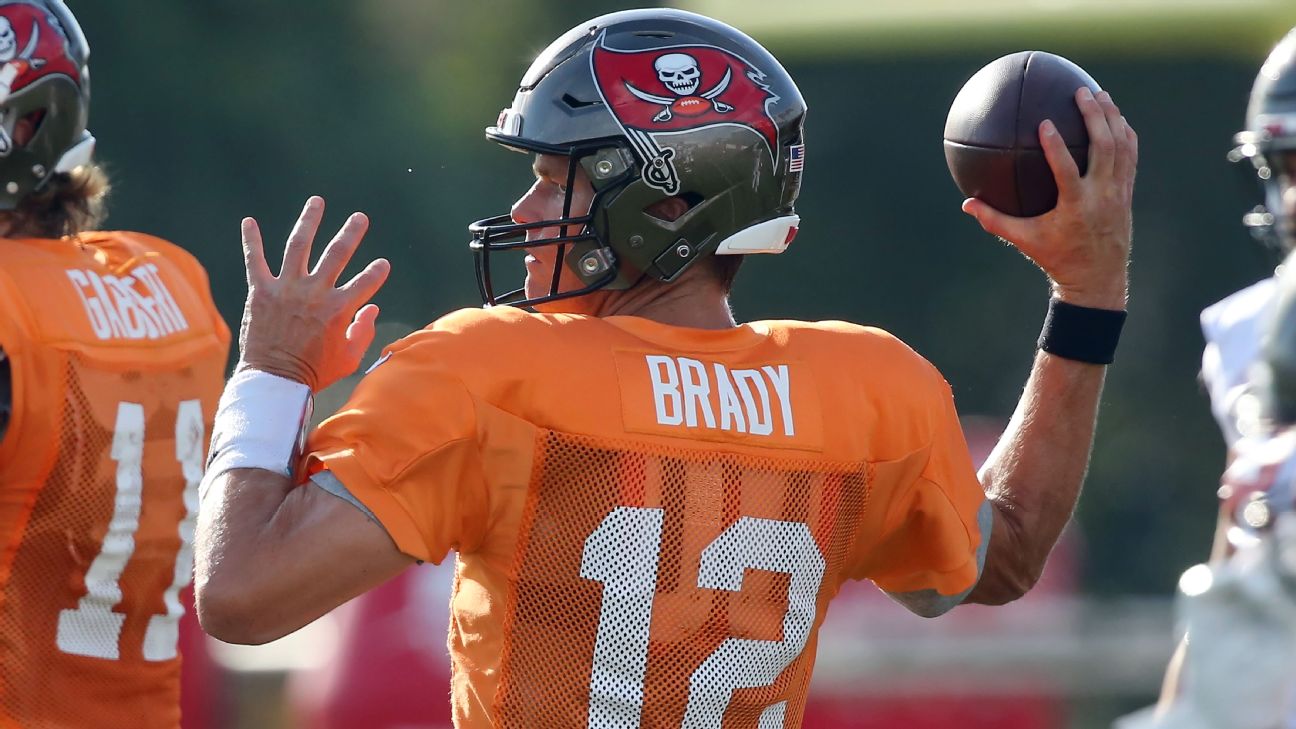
0;232;230;729
304;306;986;729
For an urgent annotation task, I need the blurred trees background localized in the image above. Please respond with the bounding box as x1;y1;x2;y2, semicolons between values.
70;0;1289;600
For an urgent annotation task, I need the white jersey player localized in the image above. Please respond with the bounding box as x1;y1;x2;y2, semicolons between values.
1119;26;1296;729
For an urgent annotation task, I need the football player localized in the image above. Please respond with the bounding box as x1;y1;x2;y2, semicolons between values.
1122;27;1296;728
0;1;231;726
195;9;1136;727
1199;25;1296;514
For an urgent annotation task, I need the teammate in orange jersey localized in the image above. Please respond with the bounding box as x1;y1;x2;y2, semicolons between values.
0;1;231;727
195;9;1136;727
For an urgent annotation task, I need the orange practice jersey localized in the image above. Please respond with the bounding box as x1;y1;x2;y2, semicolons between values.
305;307;988;729
0;232;230;729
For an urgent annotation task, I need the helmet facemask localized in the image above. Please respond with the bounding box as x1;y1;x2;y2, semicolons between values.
469;143;636;308
1234;28;1296;255
1267;148;1296;253
1232;134;1296;254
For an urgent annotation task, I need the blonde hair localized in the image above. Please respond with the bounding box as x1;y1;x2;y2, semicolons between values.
1;164;109;239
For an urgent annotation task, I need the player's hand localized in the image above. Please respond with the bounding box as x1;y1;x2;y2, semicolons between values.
962;87;1137;310
236;196;391;392
1220;429;1296;522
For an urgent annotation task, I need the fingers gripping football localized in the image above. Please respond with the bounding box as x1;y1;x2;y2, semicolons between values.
963;87;1137;310
238;197;392;391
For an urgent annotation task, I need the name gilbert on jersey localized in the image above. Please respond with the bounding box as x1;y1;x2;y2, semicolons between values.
646;354;795;436
66;265;190;341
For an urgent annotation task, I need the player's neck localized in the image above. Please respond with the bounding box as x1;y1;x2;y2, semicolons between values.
605;289;737;329
0;217;46;240
562;275;737;329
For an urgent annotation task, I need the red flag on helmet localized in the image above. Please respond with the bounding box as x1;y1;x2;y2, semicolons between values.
591;32;780;194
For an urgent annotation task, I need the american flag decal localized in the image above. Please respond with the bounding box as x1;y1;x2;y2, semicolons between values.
788;144;805;172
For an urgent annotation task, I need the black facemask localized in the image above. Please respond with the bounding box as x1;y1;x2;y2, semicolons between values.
468;148;625;308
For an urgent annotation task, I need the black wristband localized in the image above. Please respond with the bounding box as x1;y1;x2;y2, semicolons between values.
1038;298;1127;365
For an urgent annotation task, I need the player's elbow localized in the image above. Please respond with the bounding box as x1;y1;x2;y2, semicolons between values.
968;558;1042;606
194;571;281;645
964;507;1047;606
1009;561;1045;601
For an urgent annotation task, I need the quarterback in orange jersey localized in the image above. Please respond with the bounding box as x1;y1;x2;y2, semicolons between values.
195;8;1136;728
0;1;231;727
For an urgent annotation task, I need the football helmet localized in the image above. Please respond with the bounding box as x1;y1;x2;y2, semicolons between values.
1230;27;1296;252
469;8;807;307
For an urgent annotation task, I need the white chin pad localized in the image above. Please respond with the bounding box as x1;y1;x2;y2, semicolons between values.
54;133;95;173
714;215;799;255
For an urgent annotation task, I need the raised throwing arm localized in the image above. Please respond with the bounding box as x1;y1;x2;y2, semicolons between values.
194;198;412;644
960;87;1137;604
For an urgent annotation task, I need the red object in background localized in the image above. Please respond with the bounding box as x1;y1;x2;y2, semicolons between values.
180;587;220;729
798;537;1076;729
800;527;1079;729
288;562;456;729
798;417;1077;729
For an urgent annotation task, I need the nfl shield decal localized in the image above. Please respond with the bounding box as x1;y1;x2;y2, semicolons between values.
590;31;780;195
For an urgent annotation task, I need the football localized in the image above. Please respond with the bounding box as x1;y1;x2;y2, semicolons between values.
943;51;1101;217
672;96;709;117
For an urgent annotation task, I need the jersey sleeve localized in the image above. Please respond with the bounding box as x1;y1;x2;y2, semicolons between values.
847;375;990;615
302;335;489;565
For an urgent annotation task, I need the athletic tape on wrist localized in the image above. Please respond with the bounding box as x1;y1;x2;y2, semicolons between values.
200;369;313;495
1038;298;1127;365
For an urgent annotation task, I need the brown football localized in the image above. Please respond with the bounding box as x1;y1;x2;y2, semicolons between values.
943;51;1100;217
672;96;708;116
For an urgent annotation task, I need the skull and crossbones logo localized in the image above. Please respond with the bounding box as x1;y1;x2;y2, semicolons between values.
624;52;734;123
0;19;17;61
0;15;46;156
0;17;42;66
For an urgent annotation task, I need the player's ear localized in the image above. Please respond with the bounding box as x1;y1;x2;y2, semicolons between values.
643;195;691;223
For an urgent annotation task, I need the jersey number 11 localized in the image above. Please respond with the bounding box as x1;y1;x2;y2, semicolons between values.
56;400;203;662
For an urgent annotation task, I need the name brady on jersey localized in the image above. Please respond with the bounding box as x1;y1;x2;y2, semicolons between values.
645;354;795;437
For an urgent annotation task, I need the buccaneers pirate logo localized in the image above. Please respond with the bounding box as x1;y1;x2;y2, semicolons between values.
591;32;780;195
626;53;734;123
0;3;80;156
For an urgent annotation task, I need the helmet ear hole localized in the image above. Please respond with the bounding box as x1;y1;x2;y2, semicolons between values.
642;192;701;223
13;109;46;148
642;196;688;223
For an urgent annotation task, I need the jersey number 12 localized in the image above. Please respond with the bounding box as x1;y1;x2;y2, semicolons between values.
582;506;827;728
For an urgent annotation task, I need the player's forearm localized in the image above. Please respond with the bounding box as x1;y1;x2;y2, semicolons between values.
196;469;355;645
194;468;300;643
195;467;410;644
966;349;1107;604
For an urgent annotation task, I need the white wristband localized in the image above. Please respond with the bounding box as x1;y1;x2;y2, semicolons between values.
200;369;313;496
